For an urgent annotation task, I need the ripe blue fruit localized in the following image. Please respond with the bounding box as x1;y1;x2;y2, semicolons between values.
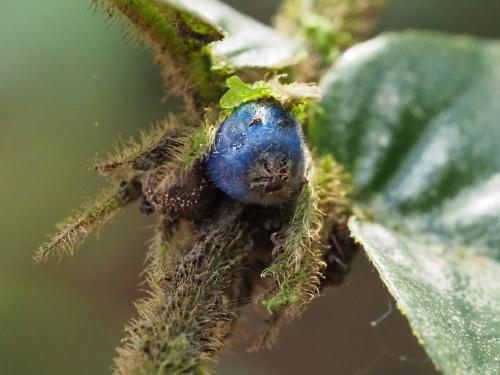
208;101;306;205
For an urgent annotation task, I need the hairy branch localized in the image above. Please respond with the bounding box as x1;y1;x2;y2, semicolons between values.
257;155;351;346
35;178;142;263
93;0;224;106
114;201;251;374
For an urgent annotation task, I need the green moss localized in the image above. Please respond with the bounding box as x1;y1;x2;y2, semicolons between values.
180;11;220;36
188;48;227;103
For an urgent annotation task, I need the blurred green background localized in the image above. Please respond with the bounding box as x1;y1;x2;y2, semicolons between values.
1;1;499;374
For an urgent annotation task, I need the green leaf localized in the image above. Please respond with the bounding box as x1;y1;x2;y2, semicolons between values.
312;31;500;374
219;76;272;109
219;75;320;110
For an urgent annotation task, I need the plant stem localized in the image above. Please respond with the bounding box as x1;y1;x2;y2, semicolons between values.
114;201;250;374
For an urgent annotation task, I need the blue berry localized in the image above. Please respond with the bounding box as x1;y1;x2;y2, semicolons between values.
208;101;306;205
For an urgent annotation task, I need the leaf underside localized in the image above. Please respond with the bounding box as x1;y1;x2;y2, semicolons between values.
312;31;500;374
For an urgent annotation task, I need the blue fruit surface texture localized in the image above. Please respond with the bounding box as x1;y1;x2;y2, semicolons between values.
208;101;306;205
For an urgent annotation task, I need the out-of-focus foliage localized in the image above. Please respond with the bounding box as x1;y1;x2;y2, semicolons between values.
275;0;383;68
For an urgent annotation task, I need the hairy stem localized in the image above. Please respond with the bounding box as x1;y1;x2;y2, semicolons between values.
34;178;142;263
94;118;183;176
114;201;250;374
93;0;224;106
258;155;351;346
